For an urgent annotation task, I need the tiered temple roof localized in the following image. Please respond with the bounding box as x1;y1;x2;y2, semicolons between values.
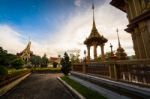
84;4;108;62
17;41;33;62
84;4;107;46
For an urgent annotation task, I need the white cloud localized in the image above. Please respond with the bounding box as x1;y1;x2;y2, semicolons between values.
44;1;135;58
74;0;81;7
0;25;25;54
0;25;49;57
0;1;135;59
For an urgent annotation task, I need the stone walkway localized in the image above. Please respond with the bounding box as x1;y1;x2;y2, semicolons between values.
1;73;76;99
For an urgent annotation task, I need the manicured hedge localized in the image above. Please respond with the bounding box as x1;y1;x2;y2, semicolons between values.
31;67;61;73
0;69;30;88
0;66;8;76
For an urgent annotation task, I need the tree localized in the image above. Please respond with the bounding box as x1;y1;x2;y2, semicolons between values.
30;55;41;67
70;54;76;63
12;58;24;69
41;54;49;67
97;55;102;62
0;46;18;67
0;47;8;66
105;52;111;61
0;65;8;76
61;52;71;75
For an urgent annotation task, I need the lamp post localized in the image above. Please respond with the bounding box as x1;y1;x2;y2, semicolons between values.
110;43;113;54
110;43;114;57
83;50;86;73
84;50;86;62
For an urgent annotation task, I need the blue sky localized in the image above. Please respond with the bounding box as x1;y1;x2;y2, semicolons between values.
0;0;75;40
0;0;134;57
0;0;105;40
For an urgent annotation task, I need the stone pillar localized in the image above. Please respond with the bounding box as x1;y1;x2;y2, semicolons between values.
139;21;150;58
136;29;142;58
101;44;105;61
131;33;140;59
136;27;147;59
113;64;118;80
83;63;86;73
87;46;90;62
94;44;97;61
109;65;112;78
128;73;132;82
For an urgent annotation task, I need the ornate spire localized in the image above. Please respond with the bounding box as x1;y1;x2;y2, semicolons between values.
84;3;108;46
117;29;121;48
26;41;31;51
17;40;33;63
92;3;96;29
115;29;127;60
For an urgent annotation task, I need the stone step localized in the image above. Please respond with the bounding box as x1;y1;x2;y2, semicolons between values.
71;71;150;99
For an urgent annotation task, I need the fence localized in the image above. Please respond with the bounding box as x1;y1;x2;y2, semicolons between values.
72;59;150;86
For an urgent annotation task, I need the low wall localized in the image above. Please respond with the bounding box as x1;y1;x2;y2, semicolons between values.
0;70;31;88
0;73;31;96
72;59;150;86
71;71;150;99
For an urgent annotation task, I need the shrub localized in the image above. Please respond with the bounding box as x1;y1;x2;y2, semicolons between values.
12;58;24;69
0;66;8;76
61;52;71;75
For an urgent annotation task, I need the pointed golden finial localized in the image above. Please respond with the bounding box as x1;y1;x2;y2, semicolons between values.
92;3;96;29
117;29;121;48
26;35;31;50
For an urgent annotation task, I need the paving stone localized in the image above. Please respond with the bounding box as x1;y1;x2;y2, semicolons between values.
0;73;75;99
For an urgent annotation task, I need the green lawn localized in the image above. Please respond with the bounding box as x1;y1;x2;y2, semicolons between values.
31;67;61;70
7;68;28;74
61;76;106;99
31;67;61;73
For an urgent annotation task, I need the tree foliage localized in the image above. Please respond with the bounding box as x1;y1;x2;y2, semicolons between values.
0;65;8;76
0;46;23;68
61;52;71;75
30;55;41;67
12;58;24;69
30;54;49;67
70;51;80;64
41;54;49;67
97;52;111;61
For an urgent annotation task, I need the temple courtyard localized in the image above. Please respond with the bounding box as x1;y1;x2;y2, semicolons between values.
0;0;150;99
1;73;75;99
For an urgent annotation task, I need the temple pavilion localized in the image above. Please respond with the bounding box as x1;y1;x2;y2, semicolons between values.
17;41;33;63
84;4;108;62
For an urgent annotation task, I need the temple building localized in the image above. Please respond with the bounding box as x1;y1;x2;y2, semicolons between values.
49;56;61;67
110;0;150;59
17;41;33;63
84;4;108;62
115;29;127;60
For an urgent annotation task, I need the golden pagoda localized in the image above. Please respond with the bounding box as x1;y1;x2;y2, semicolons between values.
84;4;108;62
115;29;127;60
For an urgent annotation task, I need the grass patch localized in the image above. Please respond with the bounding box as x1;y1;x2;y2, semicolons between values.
32;67;61;70
7;68;28;74
31;67;61;73
61;76;106;99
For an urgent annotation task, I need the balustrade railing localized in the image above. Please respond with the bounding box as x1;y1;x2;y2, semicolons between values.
116;59;150;85
72;59;150;86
